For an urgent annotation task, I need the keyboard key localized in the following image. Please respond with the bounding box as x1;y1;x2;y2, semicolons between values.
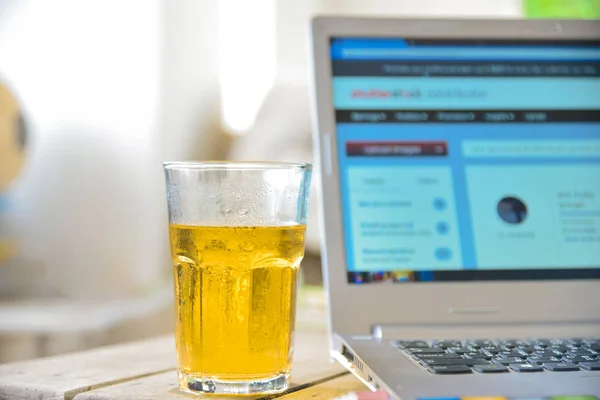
533;345;550;351
579;361;600;371
499;339;526;348
395;340;429;349
527;356;562;364
412;353;463;361
498;351;526;358
566;339;585;347
421;358;490;367
464;352;492;360
407;348;447;355
483;351;503;358
509;363;544;373
472;364;508;373
567;349;597;356
546;347;567;357
494;357;526;366
532;350;561;357
427;365;472;374
542;362;579;372
480;346;503;354
550;349;570;357
465;340;496;348
432;340;462;349
549;345;570;354
448;347;476;355
529;339;552;347
516;346;536;354
562;355;597;363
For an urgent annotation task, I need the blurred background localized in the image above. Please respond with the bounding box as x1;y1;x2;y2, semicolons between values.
0;0;597;363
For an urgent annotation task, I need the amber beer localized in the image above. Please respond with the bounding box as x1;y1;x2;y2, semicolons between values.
169;223;306;383
164;161;311;394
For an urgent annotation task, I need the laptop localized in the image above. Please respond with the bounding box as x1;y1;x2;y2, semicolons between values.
310;17;600;399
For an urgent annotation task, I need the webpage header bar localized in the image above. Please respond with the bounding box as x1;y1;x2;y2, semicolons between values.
332;47;600;60
333;77;600;110
332;61;600;77
330;39;600;61
335;110;600;124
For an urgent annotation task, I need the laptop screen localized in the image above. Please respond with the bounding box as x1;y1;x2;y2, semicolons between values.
329;38;600;284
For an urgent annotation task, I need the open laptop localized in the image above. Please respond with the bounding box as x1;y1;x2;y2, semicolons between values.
310;17;600;399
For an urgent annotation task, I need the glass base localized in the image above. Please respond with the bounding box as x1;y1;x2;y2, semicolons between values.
178;371;290;396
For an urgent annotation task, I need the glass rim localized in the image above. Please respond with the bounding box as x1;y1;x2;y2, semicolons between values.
163;161;312;171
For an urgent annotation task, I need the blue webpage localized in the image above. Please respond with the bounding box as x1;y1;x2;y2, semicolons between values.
330;38;600;283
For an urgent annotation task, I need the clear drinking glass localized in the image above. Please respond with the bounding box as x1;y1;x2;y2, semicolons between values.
163;161;312;395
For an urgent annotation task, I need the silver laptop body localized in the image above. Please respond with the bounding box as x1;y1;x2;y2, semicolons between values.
311;17;600;399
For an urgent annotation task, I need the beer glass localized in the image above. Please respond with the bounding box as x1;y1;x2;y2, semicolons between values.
163;162;312;395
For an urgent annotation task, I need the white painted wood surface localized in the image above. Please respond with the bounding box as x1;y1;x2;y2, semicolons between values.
0;330;364;400
72;331;348;400
71;366;350;400
0;335;175;400
0;287;365;399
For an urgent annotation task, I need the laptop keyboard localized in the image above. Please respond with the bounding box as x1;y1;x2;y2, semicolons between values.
395;338;600;374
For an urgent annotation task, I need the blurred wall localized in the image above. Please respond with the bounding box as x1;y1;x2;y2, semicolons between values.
161;0;228;161
0;0;527;298
0;0;236;362
0;0;233;301
0;0;169;299
275;0;523;80
322;0;523;16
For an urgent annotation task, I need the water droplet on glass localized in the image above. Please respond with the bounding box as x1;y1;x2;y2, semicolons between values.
239;208;248;216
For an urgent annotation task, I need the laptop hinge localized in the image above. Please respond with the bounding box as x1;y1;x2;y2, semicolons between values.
372;321;600;340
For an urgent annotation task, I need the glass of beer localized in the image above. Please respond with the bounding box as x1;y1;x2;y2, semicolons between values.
163;161;312;395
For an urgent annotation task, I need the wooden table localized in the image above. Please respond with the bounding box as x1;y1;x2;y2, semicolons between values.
0;288;367;400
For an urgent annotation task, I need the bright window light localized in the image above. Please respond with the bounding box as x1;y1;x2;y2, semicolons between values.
218;0;277;134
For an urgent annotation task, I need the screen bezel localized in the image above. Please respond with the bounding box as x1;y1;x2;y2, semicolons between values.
311;17;600;336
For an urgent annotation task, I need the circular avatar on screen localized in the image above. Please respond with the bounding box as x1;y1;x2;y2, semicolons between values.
497;196;528;224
